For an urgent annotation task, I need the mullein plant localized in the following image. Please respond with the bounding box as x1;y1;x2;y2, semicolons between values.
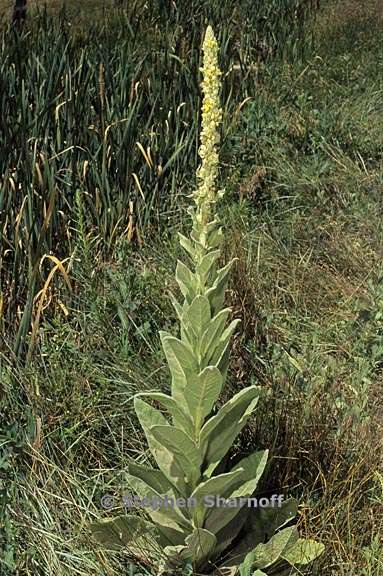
91;26;324;576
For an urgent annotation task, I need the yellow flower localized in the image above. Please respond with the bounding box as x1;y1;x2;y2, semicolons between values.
193;25;222;228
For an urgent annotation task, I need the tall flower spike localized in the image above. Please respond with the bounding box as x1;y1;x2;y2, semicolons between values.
190;26;223;255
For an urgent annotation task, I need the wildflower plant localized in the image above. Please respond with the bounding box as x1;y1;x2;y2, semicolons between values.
91;26;324;575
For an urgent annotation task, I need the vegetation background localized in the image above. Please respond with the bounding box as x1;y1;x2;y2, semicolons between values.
0;0;382;574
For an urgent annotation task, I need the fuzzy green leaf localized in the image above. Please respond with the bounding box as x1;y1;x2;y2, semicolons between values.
90;515;157;551
223;526;299;571
248;498;298;547
160;332;198;408
282;538;325;566
178;233;196;258
214;506;250;557
252;526;299;570
150;425;202;483
230;450;269;498
185;528;217;567
225;498;299;568
197;249;220;282
206;259;235;314
134;398;185;490
201;450;269;535
200;386;262;471
125;474;191;530
127;462;175;495
200;307;231;365
176;260;198;302
239;550;257;576
189;469;245;527
183;295;211;338
186;366;223;431
135;392;194;437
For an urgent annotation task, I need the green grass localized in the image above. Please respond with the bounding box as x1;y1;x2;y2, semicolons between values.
1;0;383;575
0;0;317;359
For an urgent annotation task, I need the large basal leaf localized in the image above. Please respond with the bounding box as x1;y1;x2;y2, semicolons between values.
134;398;186;491
185;527;217;568
135;391;194;437
252;526;299;570
160;331;199;408
155;523;189;547
282;538;325;566
200;386;262;472
186;366;223;431
90;514;158;551
225;499;299;567
239;550;257;576
159;544;191;573
127;462;175;496
125;474;191;531
214;505;250;557
150;425;202;485
230;450;269;498
201;451;268;535
220;522;299;571
248;498;299;547
189;469;245;528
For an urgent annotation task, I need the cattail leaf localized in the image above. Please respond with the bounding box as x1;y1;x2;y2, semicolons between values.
185;366;223;429
200;386;262;470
